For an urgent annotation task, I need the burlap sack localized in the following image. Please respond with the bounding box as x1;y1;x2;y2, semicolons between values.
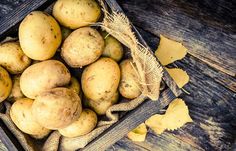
0;1;163;150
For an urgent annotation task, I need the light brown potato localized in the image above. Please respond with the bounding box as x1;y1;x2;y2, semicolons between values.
119;59;141;99
32;88;82;130
19;11;62;60
8;75;24;102
0;42;31;74
20;60;71;99
59;109;97;137
61;27;104;67
53;0;101;29
67;77;80;94
0;66;12;102
86;91;119;115
81;57;120;102
10;98;51;137
101;34;123;62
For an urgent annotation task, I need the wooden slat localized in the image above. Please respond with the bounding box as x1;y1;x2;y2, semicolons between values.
118;0;236;77
0;127;18;151
0;0;55;39
82;88;176;151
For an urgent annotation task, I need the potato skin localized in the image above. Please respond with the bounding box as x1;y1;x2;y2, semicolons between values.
67;77;80;94
53;0;101;29
0;66;12;102
102;35;123;62
59;109;97;137
61;27;104;67
8;75;24;102
86;91;119;115
20;60;71;99
0;42;31;74
32;88;82;130
119;59;141;99
10;98;51;137
82;57;120;102
19;11;62;60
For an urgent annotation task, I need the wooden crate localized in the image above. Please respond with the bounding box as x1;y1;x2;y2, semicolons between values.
0;0;182;150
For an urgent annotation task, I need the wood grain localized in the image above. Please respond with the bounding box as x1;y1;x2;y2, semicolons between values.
118;0;236;77
109;28;236;151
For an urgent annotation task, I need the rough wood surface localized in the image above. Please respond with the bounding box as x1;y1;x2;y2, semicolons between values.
108;27;236;151
118;0;236;77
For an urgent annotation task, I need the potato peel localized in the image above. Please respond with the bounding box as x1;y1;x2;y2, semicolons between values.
155;35;187;65
127;123;147;142
165;68;190;88
145;98;192;134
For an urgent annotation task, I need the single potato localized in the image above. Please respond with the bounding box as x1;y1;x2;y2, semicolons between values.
61;27;104;67
53;0;101;29
10;98;51;137
0;42;31;74
32;88;82;129
8;75;24;102
20;60;71;99
19;11;62;60
82;57;120;102
119;59;141;99
59;109;97;137
86;91;119;115
101;32;123;62
67;76;80;94
0;66;12;102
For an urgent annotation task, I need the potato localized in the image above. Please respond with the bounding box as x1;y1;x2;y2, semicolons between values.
67;77;80;94
20;60;71;99
0;42;31;74
0;66;12;102
53;0;101;29
10;98;51;137
86;91;119;115
8;75;24;102
61;27;104;67
59;109;97;137
119;59;141;99
32;88;82;130
81;57;120;102
19;11;62;60
101;33;123;62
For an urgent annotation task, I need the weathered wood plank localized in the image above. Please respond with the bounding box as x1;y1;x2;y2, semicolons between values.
111;28;236;151
118;0;236;77
82;88;176;151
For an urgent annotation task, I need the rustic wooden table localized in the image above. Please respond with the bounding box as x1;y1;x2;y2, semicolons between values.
0;0;235;151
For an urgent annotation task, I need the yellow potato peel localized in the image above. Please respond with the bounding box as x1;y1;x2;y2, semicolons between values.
165;68;190;88
155;35;187;65
127;123;147;142
145;98;192;134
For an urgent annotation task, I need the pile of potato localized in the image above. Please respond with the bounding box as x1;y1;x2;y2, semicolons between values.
0;0;141;139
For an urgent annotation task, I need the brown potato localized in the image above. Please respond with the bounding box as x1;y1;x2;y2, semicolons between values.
8;75;24;102
86;91;119;115
0;42;31;74
119;59;141;99
61;27;104;67
19;11;62;60
32;88;82;129
59;109;97;137
10;98;51;137
20;60;71;99
101;34;123;62
67;77;80;95
53;0;101;29
0;66;12;102
81;57;120;102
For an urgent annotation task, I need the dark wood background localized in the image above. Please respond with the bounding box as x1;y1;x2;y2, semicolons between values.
0;0;236;150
